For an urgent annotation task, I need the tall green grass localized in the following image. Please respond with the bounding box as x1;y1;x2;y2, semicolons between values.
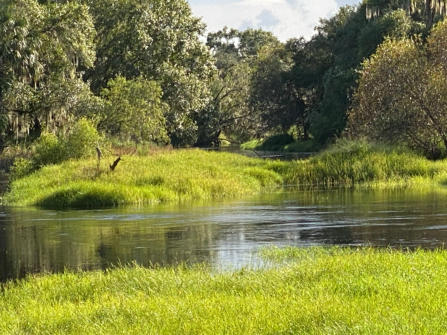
276;140;447;188
4;149;283;209
3;247;447;334
6;141;447;209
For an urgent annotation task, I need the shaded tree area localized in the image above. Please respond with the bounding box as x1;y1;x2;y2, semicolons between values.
291;1;429;145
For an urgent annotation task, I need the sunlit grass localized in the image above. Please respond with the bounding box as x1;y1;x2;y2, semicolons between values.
2;247;447;334
4;149;283;209
6;141;447;209
278;140;447;189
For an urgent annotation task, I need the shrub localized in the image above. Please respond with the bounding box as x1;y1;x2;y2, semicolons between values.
64;118;101;159
33;118;101;169
33;132;65;167
259;134;294;150
9;158;34;180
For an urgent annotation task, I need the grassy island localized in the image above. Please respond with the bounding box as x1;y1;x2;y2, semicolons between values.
5;141;447;209
2;247;447;334
4;149;283;209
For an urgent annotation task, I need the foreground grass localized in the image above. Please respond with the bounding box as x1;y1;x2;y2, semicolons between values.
6;141;447;209
2;247;447;334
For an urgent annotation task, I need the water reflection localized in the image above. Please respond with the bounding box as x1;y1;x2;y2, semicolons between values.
2;189;447;281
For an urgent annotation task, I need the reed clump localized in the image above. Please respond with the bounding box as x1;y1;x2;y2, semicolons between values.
279;140;446;188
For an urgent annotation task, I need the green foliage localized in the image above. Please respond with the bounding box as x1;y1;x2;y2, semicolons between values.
240;139;263;150
33;118;101;168
196;60;254;146
0;0;96;139
357;9;416;57
349;20;447;158
250;43;303;135
258;134;294;151
100;77;169;144
241;135;321;152
290;2;438;145
4;248;447;333
201;28;282;146
9;158;33;181
283;140;322;152
64;118;101;160
86;0;215;146
33;132;65;167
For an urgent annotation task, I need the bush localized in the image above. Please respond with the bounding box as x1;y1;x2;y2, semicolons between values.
64;118;101;159
259;134;294;150
33;132;65;168
9;158;34;180
33;118;101;169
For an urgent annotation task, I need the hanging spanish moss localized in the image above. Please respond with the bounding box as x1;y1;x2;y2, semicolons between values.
365;0;447;27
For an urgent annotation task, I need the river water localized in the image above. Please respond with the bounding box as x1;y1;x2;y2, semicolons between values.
1;189;447;281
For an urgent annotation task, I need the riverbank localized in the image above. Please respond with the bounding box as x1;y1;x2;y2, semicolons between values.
1;247;447;334
5;141;447;209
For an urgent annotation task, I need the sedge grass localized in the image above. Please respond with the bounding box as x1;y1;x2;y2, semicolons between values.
2;247;447;334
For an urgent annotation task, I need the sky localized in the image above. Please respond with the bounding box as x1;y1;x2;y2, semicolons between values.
189;0;360;41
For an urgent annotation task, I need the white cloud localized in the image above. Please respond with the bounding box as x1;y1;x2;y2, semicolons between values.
190;0;339;41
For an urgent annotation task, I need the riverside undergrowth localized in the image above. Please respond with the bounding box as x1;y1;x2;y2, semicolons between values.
2;247;447;334
6;141;447;209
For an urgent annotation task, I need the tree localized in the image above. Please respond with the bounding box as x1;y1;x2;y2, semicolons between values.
365;0;447;29
250;43;306;138
195;61;254;146
197;28;282;146
349;20;447;158
290;3;429;145
0;0;96;143
99;76;169;144
85;0;215;146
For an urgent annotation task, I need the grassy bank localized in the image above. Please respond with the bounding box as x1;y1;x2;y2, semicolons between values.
6;141;447;209
275;141;447;189
2;247;447;334
4;149;283;209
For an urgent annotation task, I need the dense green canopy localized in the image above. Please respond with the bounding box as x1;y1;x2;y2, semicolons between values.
1;0;447;154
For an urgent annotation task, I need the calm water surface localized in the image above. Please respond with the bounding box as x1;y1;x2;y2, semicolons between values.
2;189;447;281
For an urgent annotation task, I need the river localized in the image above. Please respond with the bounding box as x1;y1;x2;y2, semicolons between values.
1;188;447;281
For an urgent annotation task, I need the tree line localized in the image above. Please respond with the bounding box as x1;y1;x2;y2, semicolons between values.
1;0;447;156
